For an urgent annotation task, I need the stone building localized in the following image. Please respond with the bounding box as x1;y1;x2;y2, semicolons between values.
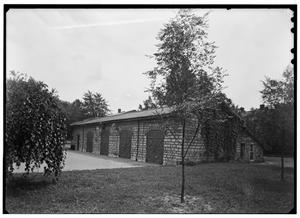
70;104;264;165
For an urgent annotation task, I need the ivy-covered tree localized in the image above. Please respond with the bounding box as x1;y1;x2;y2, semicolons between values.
6;72;67;178
146;9;227;202
81;91;110;118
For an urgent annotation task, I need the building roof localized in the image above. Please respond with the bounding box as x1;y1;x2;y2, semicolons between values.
71;103;264;149
70;107;173;126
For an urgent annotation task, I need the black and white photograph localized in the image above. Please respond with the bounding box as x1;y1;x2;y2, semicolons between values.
3;4;296;214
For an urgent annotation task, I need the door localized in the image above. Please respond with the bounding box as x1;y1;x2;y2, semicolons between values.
249;144;254;160
86;131;93;152
240;143;245;159
146;130;164;164
76;135;80;150
119;130;132;159
100;129;109;155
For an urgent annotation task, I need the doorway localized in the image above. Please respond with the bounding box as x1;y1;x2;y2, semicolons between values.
76;135;80;150
100;129;109;155
119;130;132;159
86;131;94;152
240;143;245;159
146;130;164;164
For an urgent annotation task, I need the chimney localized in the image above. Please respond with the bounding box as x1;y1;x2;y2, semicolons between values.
259;104;265;110
118;108;121;113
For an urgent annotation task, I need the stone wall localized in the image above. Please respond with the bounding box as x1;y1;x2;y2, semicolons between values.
102;118;178;164
71;115;264;165
71;124;101;154
71;127;83;151
235;129;264;162
162;117;214;165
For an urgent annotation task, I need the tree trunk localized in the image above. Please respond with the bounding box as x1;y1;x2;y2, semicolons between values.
281;155;284;181
181;120;186;203
281;129;285;181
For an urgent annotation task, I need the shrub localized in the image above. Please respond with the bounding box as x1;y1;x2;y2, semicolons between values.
6;72;66;178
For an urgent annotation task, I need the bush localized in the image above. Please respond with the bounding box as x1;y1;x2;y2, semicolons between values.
6;72;66;178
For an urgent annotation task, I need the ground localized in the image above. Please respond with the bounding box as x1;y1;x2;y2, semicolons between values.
261;156;294;168
13;150;155;173
5;152;294;213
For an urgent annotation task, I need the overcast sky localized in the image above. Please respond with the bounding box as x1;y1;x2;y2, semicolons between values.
6;8;293;113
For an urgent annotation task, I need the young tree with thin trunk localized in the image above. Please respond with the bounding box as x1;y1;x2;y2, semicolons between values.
146;9;227;203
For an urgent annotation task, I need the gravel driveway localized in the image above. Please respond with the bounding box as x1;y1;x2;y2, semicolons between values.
13;150;157;173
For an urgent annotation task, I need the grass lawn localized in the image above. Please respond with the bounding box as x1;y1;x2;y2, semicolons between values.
5;163;294;214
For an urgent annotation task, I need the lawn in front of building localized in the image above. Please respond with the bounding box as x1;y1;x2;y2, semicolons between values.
5;162;294;213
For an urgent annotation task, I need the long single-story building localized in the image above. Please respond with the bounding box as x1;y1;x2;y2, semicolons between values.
70;104;264;165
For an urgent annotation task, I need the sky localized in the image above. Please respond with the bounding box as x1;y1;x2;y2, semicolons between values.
6;8;293;113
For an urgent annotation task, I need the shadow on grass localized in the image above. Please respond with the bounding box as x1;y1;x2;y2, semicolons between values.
6;174;53;197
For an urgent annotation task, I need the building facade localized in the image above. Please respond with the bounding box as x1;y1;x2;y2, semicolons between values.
71;106;264;165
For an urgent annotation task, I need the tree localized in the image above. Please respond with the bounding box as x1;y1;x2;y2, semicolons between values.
81;91;110;118
6;72;66;178
70;99;86;121
261;65;294;107
254;65;294;181
138;96;157;111
145;9;227;202
57;99;86;139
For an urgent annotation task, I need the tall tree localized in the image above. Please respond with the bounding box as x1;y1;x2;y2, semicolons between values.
146;9;227;202
6;72;66;178
81;91;110;118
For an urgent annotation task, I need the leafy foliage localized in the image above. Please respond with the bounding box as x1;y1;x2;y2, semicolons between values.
244;65;294;156
145;9;230;130
244;105;294;156
146;9;226;107
138;96;157;111
201;108;239;161
6;72;67;177
81;91;110;118
261;65;294;107
57;99;86;139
